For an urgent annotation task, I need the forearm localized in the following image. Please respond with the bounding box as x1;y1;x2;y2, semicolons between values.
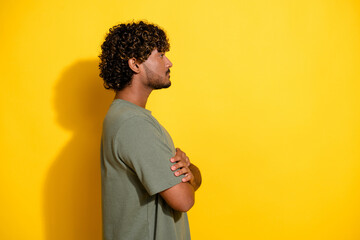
189;164;202;191
160;182;194;212
164;152;201;212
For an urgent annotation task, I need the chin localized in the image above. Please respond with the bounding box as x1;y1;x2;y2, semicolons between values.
148;77;171;89
164;80;171;88
153;82;171;90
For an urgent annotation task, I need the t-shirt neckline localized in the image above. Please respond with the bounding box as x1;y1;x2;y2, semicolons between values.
112;99;152;114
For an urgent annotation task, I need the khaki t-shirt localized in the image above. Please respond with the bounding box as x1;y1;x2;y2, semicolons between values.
101;99;191;240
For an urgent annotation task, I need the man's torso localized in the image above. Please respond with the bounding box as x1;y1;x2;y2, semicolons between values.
101;99;190;240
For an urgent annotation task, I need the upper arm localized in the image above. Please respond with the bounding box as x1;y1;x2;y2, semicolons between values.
116;116;183;195
160;182;195;212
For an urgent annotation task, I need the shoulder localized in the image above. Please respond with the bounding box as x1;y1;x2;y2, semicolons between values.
103;100;159;133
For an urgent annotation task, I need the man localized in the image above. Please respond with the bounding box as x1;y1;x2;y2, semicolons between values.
99;21;202;240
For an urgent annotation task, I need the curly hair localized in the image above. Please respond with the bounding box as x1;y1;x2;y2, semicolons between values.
99;21;170;91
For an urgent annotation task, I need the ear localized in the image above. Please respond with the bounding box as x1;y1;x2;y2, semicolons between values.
128;58;140;73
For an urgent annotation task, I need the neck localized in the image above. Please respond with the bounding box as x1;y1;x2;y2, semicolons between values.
114;86;152;109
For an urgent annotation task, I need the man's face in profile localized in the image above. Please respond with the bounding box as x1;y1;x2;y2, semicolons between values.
141;49;173;90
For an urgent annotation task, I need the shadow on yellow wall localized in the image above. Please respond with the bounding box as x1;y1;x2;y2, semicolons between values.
43;60;113;240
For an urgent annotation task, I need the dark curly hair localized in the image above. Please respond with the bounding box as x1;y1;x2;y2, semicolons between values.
99;21;170;91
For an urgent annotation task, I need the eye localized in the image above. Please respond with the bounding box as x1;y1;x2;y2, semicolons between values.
160;53;165;57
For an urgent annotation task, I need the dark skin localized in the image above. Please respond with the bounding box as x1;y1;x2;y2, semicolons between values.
170;148;202;191
162;148;202;212
115;49;202;212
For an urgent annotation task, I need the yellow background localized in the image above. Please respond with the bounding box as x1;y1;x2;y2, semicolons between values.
1;0;360;239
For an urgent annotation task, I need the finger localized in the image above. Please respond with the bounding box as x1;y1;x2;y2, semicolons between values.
182;173;193;183
171;161;188;171
171;153;187;162
172;150;183;161
176;148;183;155
174;167;190;176
170;155;182;163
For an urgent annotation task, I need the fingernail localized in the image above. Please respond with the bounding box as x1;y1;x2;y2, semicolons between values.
171;166;175;170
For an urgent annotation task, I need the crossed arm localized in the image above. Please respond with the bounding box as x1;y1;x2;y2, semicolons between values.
159;148;202;212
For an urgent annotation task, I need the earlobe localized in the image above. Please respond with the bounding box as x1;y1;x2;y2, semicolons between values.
128;58;140;73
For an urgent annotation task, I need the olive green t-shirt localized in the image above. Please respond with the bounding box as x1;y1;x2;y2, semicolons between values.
101;99;191;240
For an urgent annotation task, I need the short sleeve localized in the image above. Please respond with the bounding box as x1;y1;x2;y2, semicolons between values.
115;115;182;196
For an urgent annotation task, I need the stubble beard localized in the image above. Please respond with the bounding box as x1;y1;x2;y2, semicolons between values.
143;64;171;90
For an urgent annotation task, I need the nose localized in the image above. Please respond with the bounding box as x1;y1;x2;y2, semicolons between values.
165;56;173;68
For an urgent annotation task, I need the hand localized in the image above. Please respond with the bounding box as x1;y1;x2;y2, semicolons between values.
170;148;194;184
